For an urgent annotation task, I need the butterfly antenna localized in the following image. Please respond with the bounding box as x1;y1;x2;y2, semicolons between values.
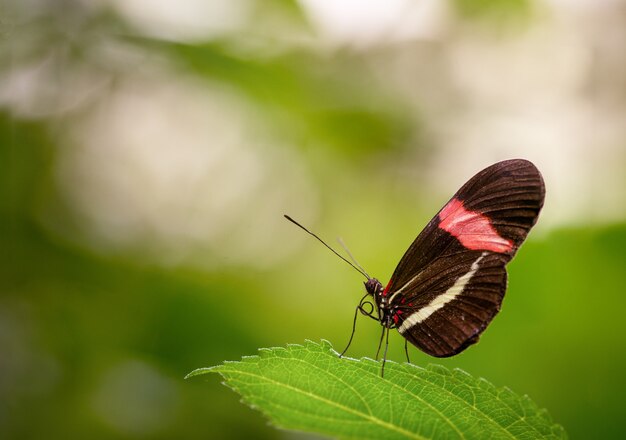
284;215;369;279
337;237;370;279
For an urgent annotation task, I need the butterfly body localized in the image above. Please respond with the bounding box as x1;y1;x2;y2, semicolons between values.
363;278;391;325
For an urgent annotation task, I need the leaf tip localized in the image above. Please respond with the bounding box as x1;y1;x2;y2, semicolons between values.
184;367;216;379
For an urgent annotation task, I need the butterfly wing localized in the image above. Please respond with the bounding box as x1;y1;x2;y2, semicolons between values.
385;159;545;357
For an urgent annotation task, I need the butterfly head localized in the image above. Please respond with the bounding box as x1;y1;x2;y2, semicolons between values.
364;277;390;315
364;278;383;300
364;277;399;329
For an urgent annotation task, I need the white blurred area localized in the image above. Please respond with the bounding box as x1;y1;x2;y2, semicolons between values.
298;0;451;46
54;74;317;268
2;0;625;269
107;0;252;40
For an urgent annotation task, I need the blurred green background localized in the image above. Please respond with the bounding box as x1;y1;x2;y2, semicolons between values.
2;1;625;439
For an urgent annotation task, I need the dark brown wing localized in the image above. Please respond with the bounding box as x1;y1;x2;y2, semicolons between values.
385;159;545;357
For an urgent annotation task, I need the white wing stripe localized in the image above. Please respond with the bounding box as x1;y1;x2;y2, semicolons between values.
398;252;487;334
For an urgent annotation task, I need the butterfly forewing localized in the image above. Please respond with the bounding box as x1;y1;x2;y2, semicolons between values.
386;159;545;357
452;159;545;251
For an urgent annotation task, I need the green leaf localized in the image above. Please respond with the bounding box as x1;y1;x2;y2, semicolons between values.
187;340;566;440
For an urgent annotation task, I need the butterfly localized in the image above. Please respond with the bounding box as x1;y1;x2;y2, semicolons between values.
286;159;545;375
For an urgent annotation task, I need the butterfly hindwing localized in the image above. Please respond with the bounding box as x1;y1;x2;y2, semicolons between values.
395;251;508;357
385;159;544;357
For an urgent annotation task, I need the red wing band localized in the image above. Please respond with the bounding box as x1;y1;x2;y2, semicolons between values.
439;198;513;253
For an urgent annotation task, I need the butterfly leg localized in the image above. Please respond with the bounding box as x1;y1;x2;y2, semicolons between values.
340;293;372;358
339;305;360;358
375;325;385;360
381;325;390;377
404;339;411;364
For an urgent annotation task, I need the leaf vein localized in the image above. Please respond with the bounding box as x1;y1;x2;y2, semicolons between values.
218;368;427;440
